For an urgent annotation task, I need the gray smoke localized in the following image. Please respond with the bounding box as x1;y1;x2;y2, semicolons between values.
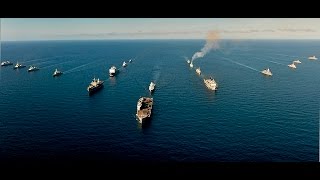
191;31;220;63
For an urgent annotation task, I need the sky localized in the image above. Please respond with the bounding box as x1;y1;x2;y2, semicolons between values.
1;18;320;41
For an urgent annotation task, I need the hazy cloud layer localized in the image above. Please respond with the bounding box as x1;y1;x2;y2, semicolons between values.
55;28;317;39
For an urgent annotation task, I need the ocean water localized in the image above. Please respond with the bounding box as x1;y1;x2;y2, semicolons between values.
0;40;318;162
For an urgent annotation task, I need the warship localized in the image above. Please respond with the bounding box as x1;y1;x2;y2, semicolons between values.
204;77;218;90
1;61;13;66
13;62;26;69
149;82;156;93
87;77;104;95
109;66;117;77
53;69;63;77
136;97;153;123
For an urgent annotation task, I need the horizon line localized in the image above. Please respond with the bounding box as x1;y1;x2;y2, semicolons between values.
3;38;320;42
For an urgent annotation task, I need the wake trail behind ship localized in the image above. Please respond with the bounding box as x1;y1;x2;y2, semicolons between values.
220;56;259;72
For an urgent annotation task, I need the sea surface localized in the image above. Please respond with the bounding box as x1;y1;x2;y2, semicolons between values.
0;40;319;162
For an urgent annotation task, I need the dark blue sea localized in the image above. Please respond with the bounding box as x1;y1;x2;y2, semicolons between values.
0;40;319;162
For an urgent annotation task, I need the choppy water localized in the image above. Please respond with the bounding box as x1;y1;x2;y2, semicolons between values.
0;40;318;162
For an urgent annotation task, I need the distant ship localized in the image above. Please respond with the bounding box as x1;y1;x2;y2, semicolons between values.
1;61;13;66
136;97;153;123
53;69;63;77
13;62;26;69
288;63;296;69
196;67;201;75
293;60;301;64
308;56;317;60
87;77;104;95
261;68;272;76
204;77;218;90
149;82;156;93
190;62;193;68
28;65;39;72
122;61;127;67
109;66;117;77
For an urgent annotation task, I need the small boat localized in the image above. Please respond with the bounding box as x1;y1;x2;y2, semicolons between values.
1;61;13;66
187;60;191;64
308;56;317;60
203;77;218;90
87;77;104;95
190;62;193;68
149;82;156;93
122;61;127;67
13;62;26;69
288;63;296;69
129;59;132;63
109;66;117;77
293;60;301;64
53;69;63;77
28;65;39;72
261;68;272;76
196;67;201;75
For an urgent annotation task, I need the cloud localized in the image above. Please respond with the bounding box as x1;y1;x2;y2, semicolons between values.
54;31;205;38
277;28;316;32
221;29;275;33
51;28;317;39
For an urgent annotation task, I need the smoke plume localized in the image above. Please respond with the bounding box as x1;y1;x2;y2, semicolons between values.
191;31;220;62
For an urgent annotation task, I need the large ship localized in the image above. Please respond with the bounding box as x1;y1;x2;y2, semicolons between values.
13;62;26;69
53;69;63;77
196;67;201;75
109;66;117;77
203;77;218;90
149;82;156;93
308;56;317;60
1;61;13;66
288;62;296;69
136;97;153;123
28;65;39;72
261;68;272;76
87;77;104;95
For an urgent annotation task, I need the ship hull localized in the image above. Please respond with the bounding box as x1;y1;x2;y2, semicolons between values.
136;114;151;124
53;73;62;77
1;63;13;66
13;66;26;69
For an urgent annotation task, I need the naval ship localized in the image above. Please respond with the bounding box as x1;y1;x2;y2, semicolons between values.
204;77;218;90
109;66;117;77
149;82;156;93
1;61;13;66
288;62;296;69
28;65;39;72
87;77;104;95
261;68;272;76
53;69;63;77
293;60;301;64
196;67;201;75
13;62;26;69
308;56;317;60
136;97;153;123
